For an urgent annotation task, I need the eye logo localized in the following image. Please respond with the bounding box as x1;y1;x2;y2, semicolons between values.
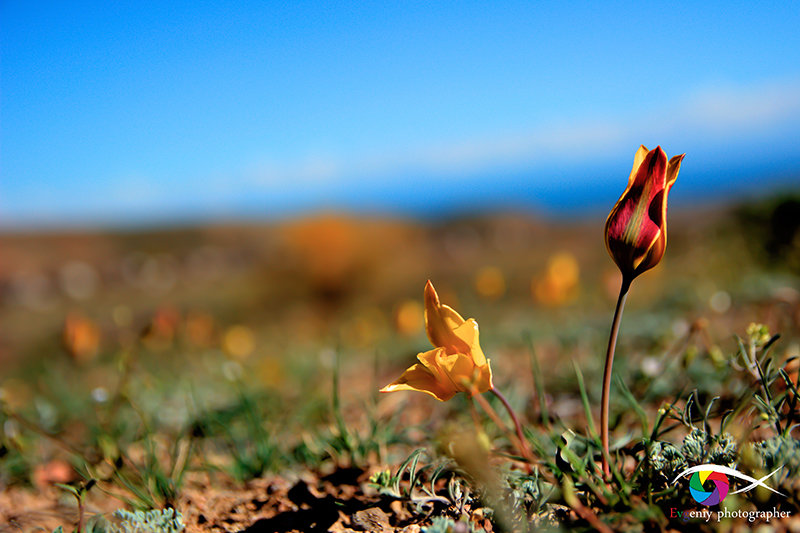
673;464;785;506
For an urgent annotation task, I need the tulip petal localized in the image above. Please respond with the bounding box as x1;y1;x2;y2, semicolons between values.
606;146;667;273
417;347;452;385
666;153;684;189
606;145;684;280
628;145;649;185
623;147;666;244
380;362;456;401
424;280;470;353
636;153;683;275
452;319;487;367
473;361;494;393
437;351;475;389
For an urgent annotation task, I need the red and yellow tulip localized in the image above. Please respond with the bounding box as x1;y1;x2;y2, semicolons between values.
381;280;493;401
605;145;684;281
600;144;684;477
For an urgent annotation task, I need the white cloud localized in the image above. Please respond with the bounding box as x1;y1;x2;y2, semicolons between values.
246;155;342;187
679;80;800;131
239;78;800;189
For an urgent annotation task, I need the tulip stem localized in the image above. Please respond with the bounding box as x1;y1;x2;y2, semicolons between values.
601;277;631;478
490;387;536;467
473;389;534;472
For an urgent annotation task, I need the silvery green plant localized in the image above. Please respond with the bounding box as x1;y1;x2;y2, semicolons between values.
756;435;800;475
422;516;476;533
110;509;184;533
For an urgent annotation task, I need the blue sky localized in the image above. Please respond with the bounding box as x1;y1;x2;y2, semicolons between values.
2;1;800;227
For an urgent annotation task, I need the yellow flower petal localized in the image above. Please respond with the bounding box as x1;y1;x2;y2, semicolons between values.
452;319;487;367
379;362;457;401
424;280;470;353
435;351;475;390
473;361;493;393
417;348;453;387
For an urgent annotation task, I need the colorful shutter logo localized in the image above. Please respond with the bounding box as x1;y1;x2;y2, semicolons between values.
688;470;729;505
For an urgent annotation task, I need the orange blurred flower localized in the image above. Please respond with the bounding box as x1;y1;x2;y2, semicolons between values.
605;145;684;281
141;305;181;350
63;311;100;363
184;310;215;348
33;459;76;489
381;281;493;401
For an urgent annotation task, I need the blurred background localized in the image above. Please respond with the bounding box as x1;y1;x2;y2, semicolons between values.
3;2;800;226
1;2;799;414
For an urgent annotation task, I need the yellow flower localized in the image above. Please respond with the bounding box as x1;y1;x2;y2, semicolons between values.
381;280;493;401
605;145;684;281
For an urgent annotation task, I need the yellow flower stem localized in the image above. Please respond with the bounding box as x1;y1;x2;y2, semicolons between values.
601;276;630;478
490;387;535;465
472;389;510;435
472;387;534;472
469;398;483;432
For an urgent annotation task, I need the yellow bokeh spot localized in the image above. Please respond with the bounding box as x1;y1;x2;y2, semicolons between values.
112;305;132;327
395;299;424;336
343;307;387;347
0;379;33;411
474;266;506;300
533;252;580;306
256;356;284;387
223;325;255;359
